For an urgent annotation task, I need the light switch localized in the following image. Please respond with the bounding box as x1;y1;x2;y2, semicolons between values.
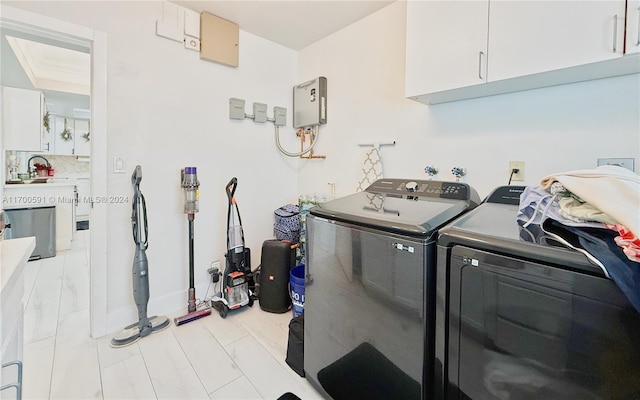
114;156;126;174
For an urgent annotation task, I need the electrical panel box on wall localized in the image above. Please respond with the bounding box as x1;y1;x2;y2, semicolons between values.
229;98;245;120
293;76;327;128
274;107;287;126
253;102;267;123
200;12;239;67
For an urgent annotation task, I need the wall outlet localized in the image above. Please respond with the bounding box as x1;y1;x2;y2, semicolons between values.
509;161;525;181
208;260;221;283
597;158;635;172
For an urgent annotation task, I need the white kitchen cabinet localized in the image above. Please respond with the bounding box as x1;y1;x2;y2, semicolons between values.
627;0;640;54
51;117;90;156
405;1;489;97
2;87;46;152
405;0;639;104
75;178;90;221
73;119;90;157
0;237;35;400
488;1;626;81
52;116;75;156
3;183;76;251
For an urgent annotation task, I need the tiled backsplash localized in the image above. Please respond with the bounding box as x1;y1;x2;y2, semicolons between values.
6;152;90;179
45;155;90;178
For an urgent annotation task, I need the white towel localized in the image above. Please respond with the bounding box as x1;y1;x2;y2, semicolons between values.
540;165;640;238
357;148;383;192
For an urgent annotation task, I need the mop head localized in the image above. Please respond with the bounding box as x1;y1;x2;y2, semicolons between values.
110;315;171;348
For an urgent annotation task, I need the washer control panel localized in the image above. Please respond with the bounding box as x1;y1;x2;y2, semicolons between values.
367;179;470;200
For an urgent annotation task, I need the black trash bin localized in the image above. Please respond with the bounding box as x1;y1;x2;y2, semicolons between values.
286;314;305;377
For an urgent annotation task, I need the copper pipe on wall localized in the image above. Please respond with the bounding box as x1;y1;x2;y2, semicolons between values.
297;127;326;160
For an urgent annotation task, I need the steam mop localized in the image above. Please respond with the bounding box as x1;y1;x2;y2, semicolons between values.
210;177;254;318
111;166;170;348
174;167;212;326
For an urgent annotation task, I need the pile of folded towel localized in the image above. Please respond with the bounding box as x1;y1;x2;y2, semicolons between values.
517;165;640;313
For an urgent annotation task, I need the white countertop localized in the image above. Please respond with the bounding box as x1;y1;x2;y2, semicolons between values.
4;180;78;189
1;237;36;294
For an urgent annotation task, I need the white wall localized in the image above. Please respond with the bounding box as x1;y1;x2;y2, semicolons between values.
7;1;301;332
7;1;640;334
297;1;640;199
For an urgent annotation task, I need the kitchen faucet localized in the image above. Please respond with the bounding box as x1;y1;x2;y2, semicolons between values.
28;155;51;178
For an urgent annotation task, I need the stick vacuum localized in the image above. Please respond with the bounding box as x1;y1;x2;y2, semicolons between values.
111;166;170;348
174;167;212;326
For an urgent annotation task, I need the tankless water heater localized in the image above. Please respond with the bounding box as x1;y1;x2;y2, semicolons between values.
293;76;327;128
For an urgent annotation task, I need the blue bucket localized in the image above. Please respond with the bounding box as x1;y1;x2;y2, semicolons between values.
290;264;305;317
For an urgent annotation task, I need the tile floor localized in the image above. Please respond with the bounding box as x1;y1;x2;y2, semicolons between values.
22;230;322;399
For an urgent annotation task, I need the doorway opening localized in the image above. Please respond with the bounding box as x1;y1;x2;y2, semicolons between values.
1;5;108;338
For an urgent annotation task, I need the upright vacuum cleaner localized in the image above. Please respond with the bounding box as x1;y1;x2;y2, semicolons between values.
174;167;212;326
211;177;254;318
111;166;170;348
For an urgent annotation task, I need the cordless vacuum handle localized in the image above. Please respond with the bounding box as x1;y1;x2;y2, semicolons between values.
226;177;237;203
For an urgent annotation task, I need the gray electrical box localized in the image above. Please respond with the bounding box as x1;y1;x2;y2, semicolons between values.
293;76;327;128
273;106;287;126
229;98;245;120
253;102;267;123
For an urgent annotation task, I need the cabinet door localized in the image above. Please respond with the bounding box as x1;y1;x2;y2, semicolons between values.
76;179;91;220
53;116;75;155
405;0;489;97
2;86;43;151
627;0;640;54
74;119;90;156
488;1;626;82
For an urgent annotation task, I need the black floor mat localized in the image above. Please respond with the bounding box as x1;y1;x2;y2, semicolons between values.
77;220;89;231
317;342;421;400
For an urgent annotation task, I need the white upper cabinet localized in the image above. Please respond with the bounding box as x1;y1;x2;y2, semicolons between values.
51;116;90;156
488;1;626;82
405;0;489;97
405;0;639;104
74;119;90;156
2;86;46;151
53;115;75;155
627;0;640;54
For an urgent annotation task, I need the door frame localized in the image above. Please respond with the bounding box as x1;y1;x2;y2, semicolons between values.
1;5;108;338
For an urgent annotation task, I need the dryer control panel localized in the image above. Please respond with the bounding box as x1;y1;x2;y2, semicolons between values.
367;179;471;200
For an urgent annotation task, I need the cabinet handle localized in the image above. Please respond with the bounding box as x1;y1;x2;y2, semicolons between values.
478;51;485;80
613;14;618;53
637;7;640;46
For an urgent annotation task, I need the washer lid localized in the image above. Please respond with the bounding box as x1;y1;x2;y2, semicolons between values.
310;179;480;236
438;188;605;276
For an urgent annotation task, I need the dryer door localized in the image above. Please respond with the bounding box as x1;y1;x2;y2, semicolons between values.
446;245;640;400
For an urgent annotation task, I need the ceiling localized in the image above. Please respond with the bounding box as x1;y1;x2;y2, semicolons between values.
173;0;395;50
1;1;395;116
0;27;90;117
